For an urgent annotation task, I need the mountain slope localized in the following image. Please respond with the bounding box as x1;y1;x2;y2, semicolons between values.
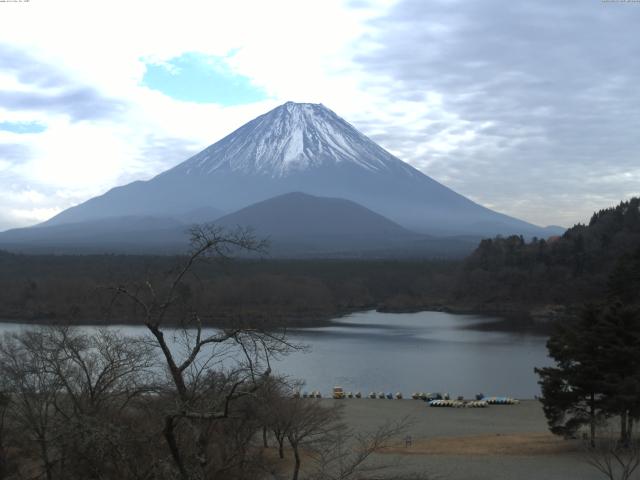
0;216;189;253
40;102;558;237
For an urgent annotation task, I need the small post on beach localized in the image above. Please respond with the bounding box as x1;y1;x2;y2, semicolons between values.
404;435;412;448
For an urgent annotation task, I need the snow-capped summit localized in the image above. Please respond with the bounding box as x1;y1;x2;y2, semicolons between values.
170;102;415;177
37;101;558;238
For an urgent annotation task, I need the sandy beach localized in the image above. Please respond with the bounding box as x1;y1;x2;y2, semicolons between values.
313;398;604;480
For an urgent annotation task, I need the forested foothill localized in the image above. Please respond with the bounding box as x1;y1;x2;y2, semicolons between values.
0;198;639;330
454;197;640;325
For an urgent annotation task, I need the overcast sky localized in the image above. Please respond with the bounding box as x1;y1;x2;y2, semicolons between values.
0;0;638;231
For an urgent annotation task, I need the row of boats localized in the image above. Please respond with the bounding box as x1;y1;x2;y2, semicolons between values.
299;389;404;399
428;397;519;407
429;399;489;408
298;387;520;405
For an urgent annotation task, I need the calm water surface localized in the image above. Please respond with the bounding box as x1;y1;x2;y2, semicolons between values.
0;310;550;398
282;311;549;398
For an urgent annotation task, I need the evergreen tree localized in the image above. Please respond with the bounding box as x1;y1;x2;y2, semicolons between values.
535;306;608;446
608;246;640;306
597;303;640;446
537;302;640;446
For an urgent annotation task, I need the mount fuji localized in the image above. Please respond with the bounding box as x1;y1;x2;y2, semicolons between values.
0;102;562;255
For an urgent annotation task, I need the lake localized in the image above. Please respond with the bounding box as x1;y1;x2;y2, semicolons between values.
0;310;550;398
282;311;549;398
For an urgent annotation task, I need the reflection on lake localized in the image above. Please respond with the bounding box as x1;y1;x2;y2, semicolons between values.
0;310;550;398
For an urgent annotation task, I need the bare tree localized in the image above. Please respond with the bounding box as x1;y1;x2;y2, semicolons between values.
585;435;640;480
0;391;12;479
265;393;420;480
255;376;287;454
0;326;161;480
110;225;297;479
36;327;156;415
42;327;158;480
308;418;414;480
278;397;343;480
0;330;64;480
254;377;305;459
271;402;289;460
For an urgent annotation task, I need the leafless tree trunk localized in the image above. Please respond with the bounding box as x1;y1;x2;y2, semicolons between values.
278;435;286;460
0;393;9;480
275;397;343;480
110;225;297;479
0;330;63;479
290;437;302;480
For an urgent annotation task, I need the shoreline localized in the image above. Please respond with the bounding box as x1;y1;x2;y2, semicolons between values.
0;303;559;335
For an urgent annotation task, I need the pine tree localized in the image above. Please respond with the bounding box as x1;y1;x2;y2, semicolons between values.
597;303;640;446
535;306;609;446
536;303;640;446
608;246;640;306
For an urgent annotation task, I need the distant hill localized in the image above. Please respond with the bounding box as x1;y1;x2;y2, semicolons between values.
216;192;408;237
214;192;478;258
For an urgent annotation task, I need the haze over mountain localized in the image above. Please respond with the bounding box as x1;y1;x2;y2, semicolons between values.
0;192;478;257
0;216;189;254
39;102;560;237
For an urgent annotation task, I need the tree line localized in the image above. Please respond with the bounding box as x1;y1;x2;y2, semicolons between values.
0;251;456;327
1;197;639;329
455;197;640;315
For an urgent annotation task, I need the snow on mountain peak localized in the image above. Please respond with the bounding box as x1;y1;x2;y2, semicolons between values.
172;102;414;178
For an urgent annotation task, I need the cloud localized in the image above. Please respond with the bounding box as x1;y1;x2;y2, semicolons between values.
0;0;637;230
0;44;69;88
0;87;126;122
0;206;63;232
0;182;63;231
0;143;30;163
353;0;640;226
0;45;127;122
136;135;202;174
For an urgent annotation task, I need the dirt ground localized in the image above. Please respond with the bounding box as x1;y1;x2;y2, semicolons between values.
311;398;608;480
384;432;577;456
